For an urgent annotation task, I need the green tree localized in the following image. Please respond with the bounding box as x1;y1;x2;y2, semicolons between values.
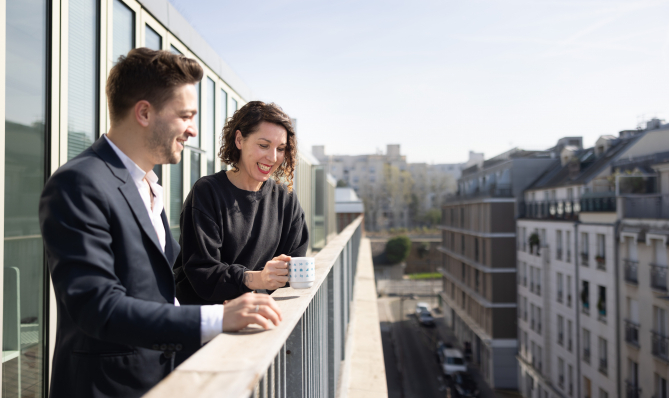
385;235;411;264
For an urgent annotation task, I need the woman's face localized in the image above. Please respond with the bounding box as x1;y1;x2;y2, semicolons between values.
235;121;287;185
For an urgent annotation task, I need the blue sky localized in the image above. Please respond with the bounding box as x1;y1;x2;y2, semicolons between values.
168;0;669;164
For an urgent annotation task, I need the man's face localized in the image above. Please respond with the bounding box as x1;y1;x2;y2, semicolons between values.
147;84;198;165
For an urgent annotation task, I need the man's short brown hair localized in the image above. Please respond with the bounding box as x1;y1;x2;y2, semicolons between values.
219;101;298;192
106;47;203;124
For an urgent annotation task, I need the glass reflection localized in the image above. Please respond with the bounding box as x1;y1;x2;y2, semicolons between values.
144;25;161;51
205;78;215;174
170;162;183;241
190;152;200;189
112;0;134;64
68;0;98;160
4;0;48;396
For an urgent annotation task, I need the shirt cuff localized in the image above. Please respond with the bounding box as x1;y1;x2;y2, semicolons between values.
200;304;224;345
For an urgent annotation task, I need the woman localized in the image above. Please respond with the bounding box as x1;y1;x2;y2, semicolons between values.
174;101;309;304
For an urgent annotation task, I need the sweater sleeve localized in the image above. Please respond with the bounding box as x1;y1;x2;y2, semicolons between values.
179;203;253;303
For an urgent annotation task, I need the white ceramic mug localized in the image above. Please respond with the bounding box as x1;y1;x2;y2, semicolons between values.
288;257;316;289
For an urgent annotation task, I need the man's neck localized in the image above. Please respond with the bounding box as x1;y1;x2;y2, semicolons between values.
106;127;154;173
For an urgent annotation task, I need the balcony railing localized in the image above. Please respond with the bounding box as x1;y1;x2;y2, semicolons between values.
567;339;572;352
624;259;639;284
652;330;669;361
146;218;373;398
580;195;616;212
596;256;606;270
567;294;572;307
599;358;608;374
651;263;668;291
623;194;669;219
625;320;640;346
557;291;563;303
626;381;642;398
581;252;589;266
519;200;580;220
583;348;590;363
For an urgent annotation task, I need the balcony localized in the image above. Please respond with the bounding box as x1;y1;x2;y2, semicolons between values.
622;194;669;219
581;252;589;266
519;200;580;220
556;248;563;261
652;331;669;361
582;302;590;316
651;263;668;291
580;194;616;212
557;290;563;303
624;259;639;284
595;255;606;270
146;218;387;398
626;381;642;398
536;284;542;296
625;320;640;347
583;348;590;363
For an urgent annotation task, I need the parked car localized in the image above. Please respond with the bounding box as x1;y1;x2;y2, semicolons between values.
436;345;467;376
450;372;479;397
415;302;430;317
417;310;435;327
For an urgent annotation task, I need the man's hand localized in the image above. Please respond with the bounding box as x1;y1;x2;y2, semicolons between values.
222;293;282;332
243;255;291;290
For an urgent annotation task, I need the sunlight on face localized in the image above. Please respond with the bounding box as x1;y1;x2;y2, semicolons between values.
233;121;287;190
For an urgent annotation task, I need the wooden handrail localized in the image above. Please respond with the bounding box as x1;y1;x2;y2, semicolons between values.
144;216;364;398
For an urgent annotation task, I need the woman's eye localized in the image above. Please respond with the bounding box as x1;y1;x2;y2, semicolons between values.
278;147;286;152
260;144;269;149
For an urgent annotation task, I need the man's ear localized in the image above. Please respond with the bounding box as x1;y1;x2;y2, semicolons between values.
235;130;243;150
134;100;151;128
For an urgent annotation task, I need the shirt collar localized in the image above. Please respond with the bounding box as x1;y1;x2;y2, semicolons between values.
104;135;158;185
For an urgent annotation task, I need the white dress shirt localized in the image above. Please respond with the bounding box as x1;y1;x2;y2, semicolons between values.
104;135;223;345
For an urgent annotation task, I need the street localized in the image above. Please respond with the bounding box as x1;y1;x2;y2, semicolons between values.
378;295;520;398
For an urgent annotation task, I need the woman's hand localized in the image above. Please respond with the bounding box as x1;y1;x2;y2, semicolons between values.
222;292;282;331
243;255;291;290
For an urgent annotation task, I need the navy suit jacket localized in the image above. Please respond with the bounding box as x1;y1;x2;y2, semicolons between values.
39;137;201;398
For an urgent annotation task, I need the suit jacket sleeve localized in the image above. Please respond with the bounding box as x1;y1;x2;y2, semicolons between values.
39;169;202;352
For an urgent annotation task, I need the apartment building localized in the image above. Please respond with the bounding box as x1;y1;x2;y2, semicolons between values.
313;144;464;231
618;153;669;398
517;123;669;398
438;146;556;389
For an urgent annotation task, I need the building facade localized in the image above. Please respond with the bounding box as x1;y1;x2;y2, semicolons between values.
516;123;669;398
439;146;556;389
313;144;464;231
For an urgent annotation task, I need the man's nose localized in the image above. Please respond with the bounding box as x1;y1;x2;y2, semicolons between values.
187;120;197;137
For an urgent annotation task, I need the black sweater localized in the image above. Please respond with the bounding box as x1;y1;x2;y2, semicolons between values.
174;171;309;304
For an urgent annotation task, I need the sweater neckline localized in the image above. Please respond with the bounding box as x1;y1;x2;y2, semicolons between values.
219;171;271;200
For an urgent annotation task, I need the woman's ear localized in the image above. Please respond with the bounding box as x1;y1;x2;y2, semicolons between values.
235;130;243;150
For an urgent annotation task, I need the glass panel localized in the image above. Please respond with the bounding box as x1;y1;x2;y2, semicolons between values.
219;89;227;171
152;164;161;184
170;162;183;241
4;0;48;396
170;45;181;55
231;97;238;113
203;78;215;174
68;0;98;160
144;24;161;51
188;82;200;147
190;152;200;188
112;0;134;64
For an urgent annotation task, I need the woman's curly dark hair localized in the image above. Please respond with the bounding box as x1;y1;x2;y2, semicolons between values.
218;101;297;192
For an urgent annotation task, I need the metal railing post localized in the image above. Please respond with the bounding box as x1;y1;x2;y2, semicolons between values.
328;254;342;396
286;318;304;398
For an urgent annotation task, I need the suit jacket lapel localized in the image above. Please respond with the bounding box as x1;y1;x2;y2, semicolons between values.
91;136;168;263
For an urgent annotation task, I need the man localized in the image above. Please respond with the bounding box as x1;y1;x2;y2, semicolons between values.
39;48;281;398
